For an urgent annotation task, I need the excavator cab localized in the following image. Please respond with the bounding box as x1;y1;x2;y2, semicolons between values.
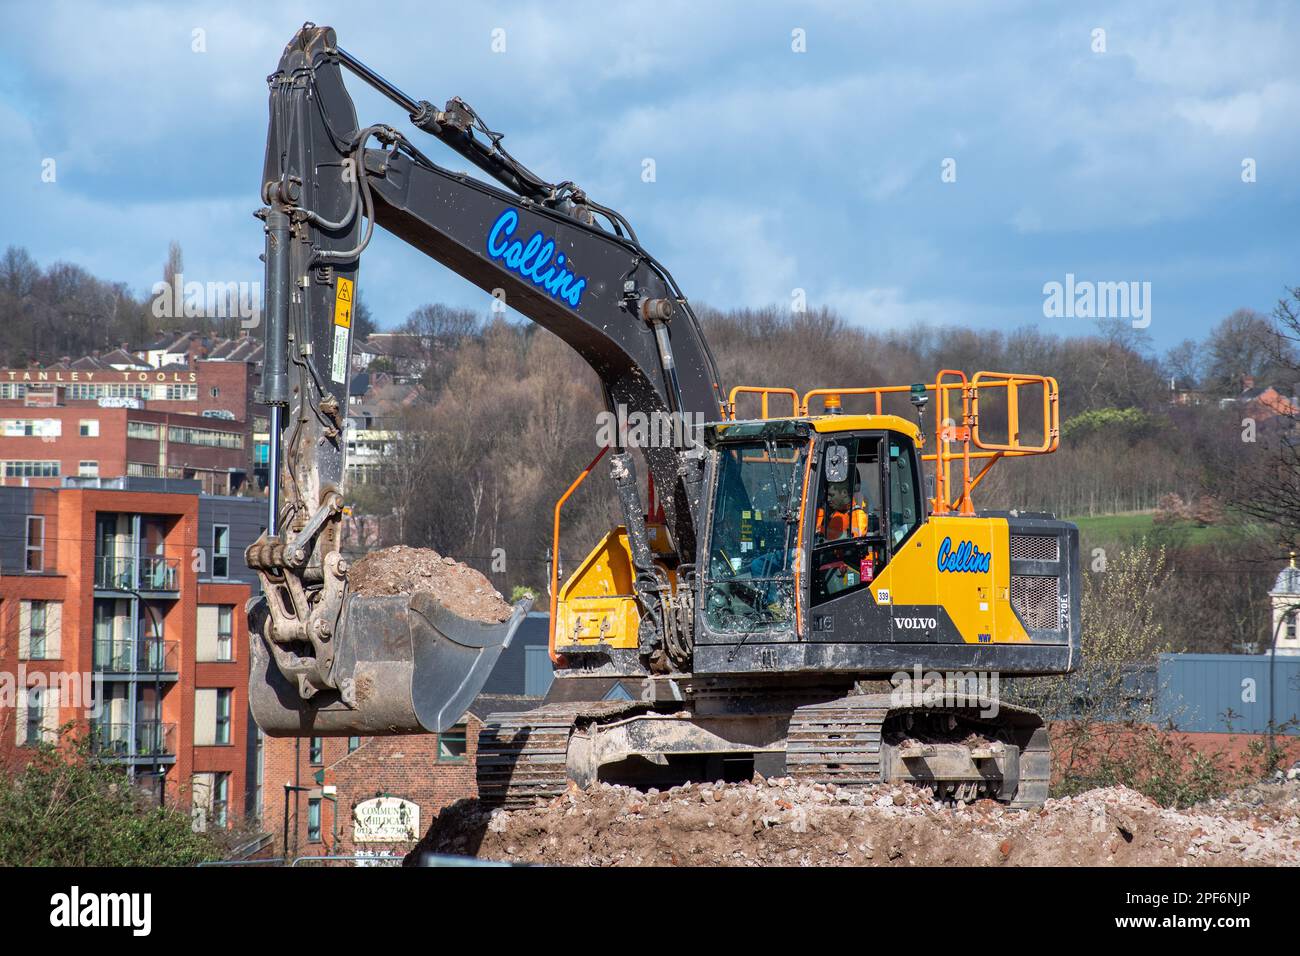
697;418;923;639
690;376;1079;679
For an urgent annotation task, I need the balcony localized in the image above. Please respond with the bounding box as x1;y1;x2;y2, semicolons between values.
89;720;177;759
92;639;179;676
94;555;179;593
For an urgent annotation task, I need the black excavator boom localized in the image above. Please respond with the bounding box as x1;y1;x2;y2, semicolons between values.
248;23;724;736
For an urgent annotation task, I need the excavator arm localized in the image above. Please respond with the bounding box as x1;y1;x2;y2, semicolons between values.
248;24;724;736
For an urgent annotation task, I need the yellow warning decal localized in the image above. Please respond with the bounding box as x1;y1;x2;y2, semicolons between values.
334;277;354;328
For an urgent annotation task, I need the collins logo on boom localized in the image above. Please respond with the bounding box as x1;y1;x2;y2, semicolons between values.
486;208;587;308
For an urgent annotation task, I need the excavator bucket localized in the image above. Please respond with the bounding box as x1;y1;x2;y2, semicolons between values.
249;591;533;737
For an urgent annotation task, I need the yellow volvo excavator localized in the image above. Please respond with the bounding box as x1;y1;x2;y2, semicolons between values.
248;24;1080;808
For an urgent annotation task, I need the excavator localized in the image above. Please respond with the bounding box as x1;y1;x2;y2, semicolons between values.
247;23;1081;809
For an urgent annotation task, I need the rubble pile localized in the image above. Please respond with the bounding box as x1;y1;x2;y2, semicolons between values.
411;771;1300;866
348;545;511;623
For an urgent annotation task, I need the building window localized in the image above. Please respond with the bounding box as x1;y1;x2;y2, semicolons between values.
347;736;361;753
197;605;234;663
24;687;44;746
140;604;166;667
309;737;323;765
28;601;47;660
212;524;229;578
24;516;44;572
438;725;467;762
168;424;241;449
212;773;229;829
164;384;198;401
126;421;160;441
3;418;59;438
307;798;322;843
190;772;228;832
5;460;60;478
78;460;99;478
253;728;265;819
20;600;59;661
216;605;233;660
210;386;220;398
1287;612;1298;642
215;689;232;744
79;419;99;437
196;688;233;745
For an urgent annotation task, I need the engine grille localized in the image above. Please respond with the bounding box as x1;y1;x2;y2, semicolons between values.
1011;574;1060;630
1010;534;1059;562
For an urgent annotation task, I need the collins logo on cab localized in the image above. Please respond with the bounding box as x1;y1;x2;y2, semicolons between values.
936;537;992;574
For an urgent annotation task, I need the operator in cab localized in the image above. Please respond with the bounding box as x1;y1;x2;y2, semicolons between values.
816;480;870;542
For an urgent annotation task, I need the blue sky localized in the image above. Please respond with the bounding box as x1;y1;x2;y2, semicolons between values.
1;0;1297;351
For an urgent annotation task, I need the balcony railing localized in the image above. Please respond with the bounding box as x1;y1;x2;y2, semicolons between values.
140;556;179;591
88;720;177;758
95;555;134;590
94;555;179;592
92;638;179;674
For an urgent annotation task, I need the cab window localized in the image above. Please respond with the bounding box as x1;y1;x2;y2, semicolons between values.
887;435;923;548
704;439;805;632
810;436;885;606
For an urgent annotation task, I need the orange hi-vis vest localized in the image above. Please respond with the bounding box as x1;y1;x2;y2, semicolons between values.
816;504;869;540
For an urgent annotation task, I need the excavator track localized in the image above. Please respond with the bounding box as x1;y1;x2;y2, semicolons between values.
787;693;1051;808
479;694;1051;809
786;695;892;787
477;700;651;808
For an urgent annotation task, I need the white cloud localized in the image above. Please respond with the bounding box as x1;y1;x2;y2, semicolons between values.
0;0;1295;344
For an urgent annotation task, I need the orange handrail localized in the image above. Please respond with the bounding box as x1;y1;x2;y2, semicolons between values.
730;370;1061;517
549;445;609;665
970;372;1059;453
933;369;972;514
802;384;915;417
727;386;800;421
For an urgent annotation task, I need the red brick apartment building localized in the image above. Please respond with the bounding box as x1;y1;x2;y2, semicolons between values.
0;335;265;495
0;478;266;831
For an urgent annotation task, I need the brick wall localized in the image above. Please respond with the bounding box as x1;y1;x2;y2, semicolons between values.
0;406;129;487
1048;720;1300;787
0;404;250;493
1;359;259;491
148;361;251;422
263;716;484;860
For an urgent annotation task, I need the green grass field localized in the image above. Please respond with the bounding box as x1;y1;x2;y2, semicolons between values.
1065;511;1250;549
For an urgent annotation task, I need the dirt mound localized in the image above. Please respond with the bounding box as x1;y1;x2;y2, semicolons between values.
349;545;511;623
409;776;1300;866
